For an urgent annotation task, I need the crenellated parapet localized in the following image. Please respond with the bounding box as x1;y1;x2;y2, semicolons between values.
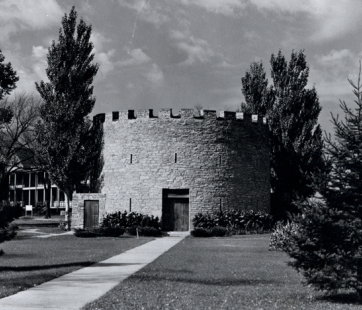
96;109;267;125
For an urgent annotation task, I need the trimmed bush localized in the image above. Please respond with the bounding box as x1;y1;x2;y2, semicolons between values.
140;226;162;237
191;228;212;237
74;226;125;238
101;211;161;230
191;226;229;237
192;209;273;234
125;226;162;237
269;221;300;251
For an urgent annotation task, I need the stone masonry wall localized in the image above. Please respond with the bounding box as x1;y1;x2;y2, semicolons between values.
96;108;270;229
72;193;106;228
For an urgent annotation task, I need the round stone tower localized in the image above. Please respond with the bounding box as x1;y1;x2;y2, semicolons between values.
95;108;269;231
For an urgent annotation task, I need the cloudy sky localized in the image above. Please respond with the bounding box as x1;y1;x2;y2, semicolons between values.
1;0;362;134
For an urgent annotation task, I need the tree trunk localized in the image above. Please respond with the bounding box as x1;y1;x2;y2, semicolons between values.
64;189;72;231
44;174;51;219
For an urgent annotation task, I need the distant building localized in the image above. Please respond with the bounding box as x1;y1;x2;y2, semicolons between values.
8;149;69;211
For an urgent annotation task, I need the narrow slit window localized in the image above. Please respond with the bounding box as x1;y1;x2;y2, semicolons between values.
130;154;133;164
129;198;132;212
219;155;222;165
175;153;177;163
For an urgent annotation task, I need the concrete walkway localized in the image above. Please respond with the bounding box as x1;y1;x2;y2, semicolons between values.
0;236;187;310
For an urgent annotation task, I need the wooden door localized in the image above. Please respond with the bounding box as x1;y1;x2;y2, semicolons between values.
173;199;189;231
84;200;99;228
162;198;189;231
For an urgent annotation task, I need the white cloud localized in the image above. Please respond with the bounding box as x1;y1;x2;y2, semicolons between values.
0;0;63;41
97;50;116;76
143;63;164;87
311;49;360;100
118;48;151;66
180;0;246;16
118;0;169;27
170;30;215;65
249;0;362;41
31;46;48;82
317;49;355;65
91;32;118;78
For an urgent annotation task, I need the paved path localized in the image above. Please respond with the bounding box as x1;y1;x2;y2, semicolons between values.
0;236;187;310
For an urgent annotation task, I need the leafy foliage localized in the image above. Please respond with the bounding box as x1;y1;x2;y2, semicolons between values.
269;221;300;251
0;203;23;229
192;209;273;234
101;211;161;230
34;7;99;213
241;50;326;219
282;65;362;298
0;49;18;101
191;226;229;237
74;226;125;238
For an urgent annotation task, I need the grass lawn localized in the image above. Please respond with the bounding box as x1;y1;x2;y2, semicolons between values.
84;235;362;310
0;233;151;299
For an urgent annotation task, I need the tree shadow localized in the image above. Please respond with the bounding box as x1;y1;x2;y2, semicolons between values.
131;273;277;287
316;291;362;305
0;261;96;272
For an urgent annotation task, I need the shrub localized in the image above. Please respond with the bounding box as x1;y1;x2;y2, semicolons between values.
191;226;229;237
34;202;46;215
139;226;162;237
0;228;17;243
191;227;211;237
73;226;125;238
125;226;162;237
101;211;161;230
0;203;23;228
192;209;274;234
269;221;300;251
210;226;229;237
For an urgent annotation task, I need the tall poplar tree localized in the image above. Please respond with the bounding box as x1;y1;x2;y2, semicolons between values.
241;50;325;218
35;7;99;227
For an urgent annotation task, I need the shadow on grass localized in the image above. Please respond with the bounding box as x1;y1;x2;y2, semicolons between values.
316;292;362;305
131;273;277;286
0;262;96;272
94;263;144;267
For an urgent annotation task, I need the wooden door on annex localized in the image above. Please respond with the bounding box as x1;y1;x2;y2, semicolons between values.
84;200;99;228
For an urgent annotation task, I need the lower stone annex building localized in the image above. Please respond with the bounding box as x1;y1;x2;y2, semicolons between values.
73;108;270;231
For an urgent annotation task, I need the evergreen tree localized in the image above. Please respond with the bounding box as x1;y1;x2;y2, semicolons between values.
282;65;362;297
35;7;99;228
241;50;325;219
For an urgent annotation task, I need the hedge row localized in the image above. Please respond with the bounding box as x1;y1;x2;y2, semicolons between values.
191;209;273;236
74;211;162;238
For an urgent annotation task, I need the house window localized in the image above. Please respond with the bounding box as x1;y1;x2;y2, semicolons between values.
31;173;36;187
38;173;44;186
16;172;23;186
10;174;15;186
24;174;30;187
